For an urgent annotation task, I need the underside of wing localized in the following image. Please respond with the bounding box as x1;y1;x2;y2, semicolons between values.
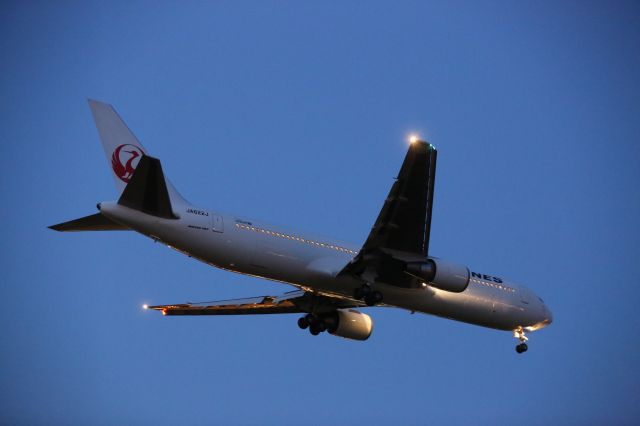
340;140;437;288
118;155;178;219
362;140;437;255
145;290;362;316
146;290;374;341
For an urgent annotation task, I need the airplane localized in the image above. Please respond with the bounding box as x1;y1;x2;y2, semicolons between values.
49;100;553;353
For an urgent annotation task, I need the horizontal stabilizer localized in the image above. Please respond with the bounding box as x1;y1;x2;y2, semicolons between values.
49;213;129;232
118;155;177;219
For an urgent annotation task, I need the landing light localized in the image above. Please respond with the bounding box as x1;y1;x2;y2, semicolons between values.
409;134;420;144
142;304;149;310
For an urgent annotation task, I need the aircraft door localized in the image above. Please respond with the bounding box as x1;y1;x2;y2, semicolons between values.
211;214;224;233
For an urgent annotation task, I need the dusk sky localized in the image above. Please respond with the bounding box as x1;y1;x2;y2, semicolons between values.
2;1;639;424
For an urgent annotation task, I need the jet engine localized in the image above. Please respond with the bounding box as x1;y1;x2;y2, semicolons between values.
405;258;470;293
324;309;373;341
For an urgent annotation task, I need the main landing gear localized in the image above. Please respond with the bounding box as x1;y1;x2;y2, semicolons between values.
298;314;323;336
514;327;529;354
353;284;383;306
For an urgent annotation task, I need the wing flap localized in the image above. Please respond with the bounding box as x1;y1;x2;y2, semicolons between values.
147;299;301;316
146;291;305;316
145;290;363;316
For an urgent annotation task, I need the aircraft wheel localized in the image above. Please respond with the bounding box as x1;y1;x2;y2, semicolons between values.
516;343;528;354
354;287;364;300
354;286;371;300
309;324;322;336
297;317;309;329
305;313;317;325
364;291;383;306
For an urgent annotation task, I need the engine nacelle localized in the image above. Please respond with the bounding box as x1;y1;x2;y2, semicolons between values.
406;258;470;293
324;309;373;341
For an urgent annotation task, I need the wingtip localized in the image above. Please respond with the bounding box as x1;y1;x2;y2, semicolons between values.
419;141;437;151
87;98;112;109
408;139;436;153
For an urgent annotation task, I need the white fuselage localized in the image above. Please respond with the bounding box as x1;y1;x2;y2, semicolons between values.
99;201;553;333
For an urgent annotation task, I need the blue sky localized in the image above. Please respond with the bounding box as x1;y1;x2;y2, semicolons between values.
1;1;639;424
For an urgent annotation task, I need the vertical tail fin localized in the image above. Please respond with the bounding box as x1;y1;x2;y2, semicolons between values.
88;100;188;206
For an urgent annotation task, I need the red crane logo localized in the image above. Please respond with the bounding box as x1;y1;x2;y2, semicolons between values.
111;144;145;183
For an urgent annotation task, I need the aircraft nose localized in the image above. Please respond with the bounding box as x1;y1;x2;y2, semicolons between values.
543;304;553;324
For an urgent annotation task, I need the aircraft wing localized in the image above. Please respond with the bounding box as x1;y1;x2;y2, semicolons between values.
340;140;437;286
362;140;437;255
145;290;362;316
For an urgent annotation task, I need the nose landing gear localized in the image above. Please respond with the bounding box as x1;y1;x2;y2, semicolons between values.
514;327;529;354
